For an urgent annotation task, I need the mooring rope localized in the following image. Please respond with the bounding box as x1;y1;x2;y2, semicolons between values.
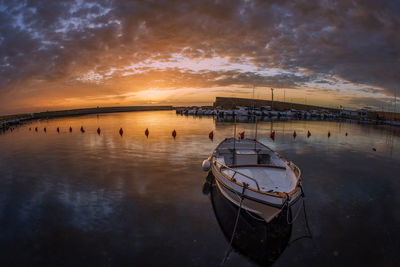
221;183;248;266
288;185;313;245
286;197;304;225
230;186;264;222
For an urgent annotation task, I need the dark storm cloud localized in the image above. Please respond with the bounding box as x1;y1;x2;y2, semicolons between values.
0;0;399;96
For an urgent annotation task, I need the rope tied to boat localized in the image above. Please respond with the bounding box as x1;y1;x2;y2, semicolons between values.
287;185;313;245
221;183;249;266
284;192;305;225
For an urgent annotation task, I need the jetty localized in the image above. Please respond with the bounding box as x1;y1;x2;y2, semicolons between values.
1;105;173;131
32;105;173;119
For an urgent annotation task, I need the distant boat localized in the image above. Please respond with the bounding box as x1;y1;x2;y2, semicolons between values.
188;109;197;115
196;109;205;115
234;106;249;116
203;137;302;223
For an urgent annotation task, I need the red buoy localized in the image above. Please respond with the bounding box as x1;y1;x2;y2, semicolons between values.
119;128;123;136
270;131;275;140
145;128;149;137
44;127;47;133
69;126;72;133
80;126;85;133
239;131;245;140
209;130;214;140
307;130;311;138
293;131;297;139
97;127;101;135
328;131;331;138
172;129;177;138
35;127;38;132
57;127;60;133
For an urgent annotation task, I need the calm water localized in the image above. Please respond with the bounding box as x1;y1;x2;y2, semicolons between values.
0;111;399;266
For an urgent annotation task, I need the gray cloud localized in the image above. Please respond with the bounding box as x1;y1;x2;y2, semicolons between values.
347;96;396;111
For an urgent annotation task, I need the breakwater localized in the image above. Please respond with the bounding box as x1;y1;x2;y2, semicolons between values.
1;105;173;130
213;96;339;112
32;106;173;119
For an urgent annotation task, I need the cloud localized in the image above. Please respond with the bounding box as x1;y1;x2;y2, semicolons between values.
0;0;399;113
347;96;395;110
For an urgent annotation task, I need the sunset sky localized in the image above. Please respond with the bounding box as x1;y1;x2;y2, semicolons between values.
0;0;399;114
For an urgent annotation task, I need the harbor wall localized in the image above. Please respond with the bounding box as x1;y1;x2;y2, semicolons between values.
32;106;173;119
376;111;400;122
1;106;173;129
213;97;340;112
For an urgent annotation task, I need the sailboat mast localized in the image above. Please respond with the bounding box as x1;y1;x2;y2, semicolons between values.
233;116;237;165
254;117;258;150
271;88;274;110
233;116;236;149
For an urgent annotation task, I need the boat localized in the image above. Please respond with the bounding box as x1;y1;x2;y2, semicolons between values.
188;109;197;115
234;106;249;116
203;137;302;223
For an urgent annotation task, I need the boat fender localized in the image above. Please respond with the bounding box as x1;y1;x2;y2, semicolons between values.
80;126;85;133
172;129;177;138
307;130;311;138
209;131;214;140
202;181;211;195
119;128;123;136
57;127;60;133
328;131;331;138
69;126;72;132
145;128;149;137
293;131;297;139
201;158;211;171
97;127;101;135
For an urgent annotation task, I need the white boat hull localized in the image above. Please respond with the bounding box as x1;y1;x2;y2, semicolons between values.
209;138;302;223
214;175;282;222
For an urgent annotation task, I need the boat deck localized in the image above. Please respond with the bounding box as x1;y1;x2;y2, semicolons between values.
214;138;298;194
221;166;295;193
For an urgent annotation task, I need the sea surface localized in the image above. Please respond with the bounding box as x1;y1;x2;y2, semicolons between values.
0;110;399;266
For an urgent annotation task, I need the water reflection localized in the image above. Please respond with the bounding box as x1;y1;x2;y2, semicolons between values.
0;111;399;266
207;173;292;266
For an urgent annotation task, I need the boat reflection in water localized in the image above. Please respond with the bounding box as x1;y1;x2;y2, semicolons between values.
204;173;292;266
